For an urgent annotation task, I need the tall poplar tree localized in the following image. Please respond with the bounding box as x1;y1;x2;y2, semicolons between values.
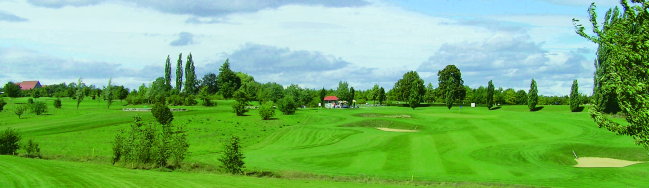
105;78;113;109
486;80;495;110
184;53;197;94
570;80;580;112
175;53;183;92
527;79;538;111
164;55;172;89
75;78;84;109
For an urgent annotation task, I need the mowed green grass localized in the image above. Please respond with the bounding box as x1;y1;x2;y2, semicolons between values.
1;97;648;187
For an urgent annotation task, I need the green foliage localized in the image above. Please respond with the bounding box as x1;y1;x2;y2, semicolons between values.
486;80;495;109
232;93;248;116
392;71;425;102
516;90;527;105
319;88;327;107
0;98;6;112
53;98;62;109
151;103;173;125
112;116;189;169
14;105;27;119
199;87;215;107
27;98;34;104
75;78;84;109
528;79;538;111
423;83;435;104
183;95;197;106
574;0;649;149
164;55;172;89
105;79;114;109
3;82;21;98
30;101;48;115
277;96;297;115
336;81;350;104
219;136;245;175
378;87;386;105
200;73;218;94
184;53;198;94
259;101;275;120
258;82;284;103
24;139;41;158
176;53;183;92
503;89;517;105
217;59;242;99
437;65;465;109
570;80;581;112
0;128;20;155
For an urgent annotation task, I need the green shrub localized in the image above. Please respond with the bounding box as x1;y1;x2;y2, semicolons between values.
30;101;48;115
167;94;183;106
0;128;21;155
183;95;197;106
259;101;275;120
27;98;34;104
0;98;7;112
232;101;248;116
24;139;41;158
219;136;245;174
277;96;297;115
14;105;27;119
202;98;215;107
53;98;62;109
112;116;189;169
151;103;173;125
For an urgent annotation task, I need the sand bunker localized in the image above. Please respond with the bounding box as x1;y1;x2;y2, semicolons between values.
355;113;411;118
376;128;418;133
574;157;644;167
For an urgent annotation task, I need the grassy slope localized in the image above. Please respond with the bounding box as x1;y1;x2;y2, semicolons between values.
1;97;648;187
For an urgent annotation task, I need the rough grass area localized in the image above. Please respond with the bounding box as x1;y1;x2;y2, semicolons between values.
1;98;648;187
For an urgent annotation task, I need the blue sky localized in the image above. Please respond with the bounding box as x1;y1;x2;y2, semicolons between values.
0;0;622;95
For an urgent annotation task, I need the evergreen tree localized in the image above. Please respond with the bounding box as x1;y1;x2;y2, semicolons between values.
528;79;538;111
164;55;172;89
319;88;326;108
349;87;355;107
486;80;495;109
184;53;197;94
219;136;245;174
175;53;183;92
570;80;581;112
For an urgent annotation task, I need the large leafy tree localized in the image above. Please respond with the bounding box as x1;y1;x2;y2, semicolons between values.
408;78;425;109
336;81;350;104
378;87;386;105
570;80;581;112
423;83;435;104
258;82;284;103
184;53;197;94
486;80;495;109
3;82;21;98
528;79;538;111
200;73;218;94
175;53;183;92
164;55;172;89
392;71;424;102
574;0;649;149
217;59;241;99
437;65;464;109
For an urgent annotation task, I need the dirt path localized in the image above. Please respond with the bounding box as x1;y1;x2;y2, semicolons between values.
574;157;644;167
376;128;418;133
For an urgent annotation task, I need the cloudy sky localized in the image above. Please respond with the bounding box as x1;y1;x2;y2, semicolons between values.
0;0;620;95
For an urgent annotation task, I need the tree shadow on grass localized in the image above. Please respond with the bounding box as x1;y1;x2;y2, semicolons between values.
489;106;502;110
571;106;585;112
530;106;545;112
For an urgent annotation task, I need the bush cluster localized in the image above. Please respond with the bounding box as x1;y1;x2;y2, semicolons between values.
24;139;41;158
112;116;189;169
30;101;48;115
0;99;6;112
53;98;62;109
220;136;245;174
0;128;21;155
151;103;173;125
258;101;275;120
277;96;297;115
232;101;248;116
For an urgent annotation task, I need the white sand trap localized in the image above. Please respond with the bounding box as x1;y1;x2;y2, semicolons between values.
376;128;418;132
574;157;644;167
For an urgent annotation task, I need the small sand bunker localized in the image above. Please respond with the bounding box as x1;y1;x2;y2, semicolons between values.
574;157;644;167
376;128;418;133
354;113;411;118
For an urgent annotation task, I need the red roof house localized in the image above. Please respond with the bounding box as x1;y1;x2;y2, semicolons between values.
16;81;42;90
324;96;339;101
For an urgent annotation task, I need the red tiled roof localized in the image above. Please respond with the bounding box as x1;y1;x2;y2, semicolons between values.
324;96;338;101
17;81;41;90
